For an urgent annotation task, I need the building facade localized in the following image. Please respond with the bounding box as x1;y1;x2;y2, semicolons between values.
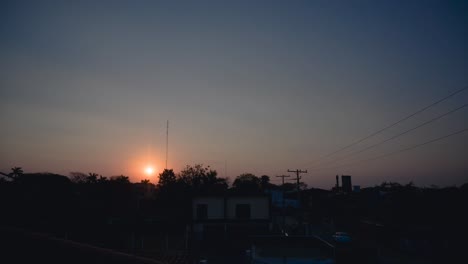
192;195;271;240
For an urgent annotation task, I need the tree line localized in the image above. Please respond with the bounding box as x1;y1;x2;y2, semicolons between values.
0;164;302;227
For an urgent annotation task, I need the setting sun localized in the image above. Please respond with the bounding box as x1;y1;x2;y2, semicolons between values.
144;166;155;176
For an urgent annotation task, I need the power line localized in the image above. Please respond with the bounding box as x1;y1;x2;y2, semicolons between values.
276;175;290;185
307;85;468;166
287;169;307;193
287;169;307;208
287;169;307;214
311;102;468;169
310;127;468;171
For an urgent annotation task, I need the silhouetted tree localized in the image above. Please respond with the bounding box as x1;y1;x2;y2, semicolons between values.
299;181;308;190
179;164;213;187
87;172;99;184
0;166;24;180
260;175;270;190
11;167;23;178
379;181;403;191
232;173;261;193
109;175;130;183
137;179;154;200
97;175;107;183
158;169;176;187
154;164;226;222
70;172;87;183
178;164;228;193
141;179;151;184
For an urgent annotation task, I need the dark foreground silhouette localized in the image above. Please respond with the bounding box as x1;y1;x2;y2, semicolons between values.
1;166;467;263
0;226;164;264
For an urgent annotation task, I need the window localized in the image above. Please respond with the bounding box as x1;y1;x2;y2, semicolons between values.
235;204;251;219
196;204;208;220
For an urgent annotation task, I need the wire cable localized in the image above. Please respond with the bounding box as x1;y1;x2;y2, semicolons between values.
307;85;468;166
310;102;468;169
310;127;468;171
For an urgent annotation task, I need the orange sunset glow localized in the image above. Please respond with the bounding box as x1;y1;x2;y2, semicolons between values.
144;166;155;176
126;154;162;182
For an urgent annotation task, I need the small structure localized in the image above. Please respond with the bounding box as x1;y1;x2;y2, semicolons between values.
341;175;352;193
268;190;299;209
353;185;360;193
192;194;271;241
332;175;353;194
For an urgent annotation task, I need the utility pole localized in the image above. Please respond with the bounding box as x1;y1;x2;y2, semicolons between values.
276;175;291;209
276;175;290;234
165;120;169;170
276;175;290;186
287;169;307;203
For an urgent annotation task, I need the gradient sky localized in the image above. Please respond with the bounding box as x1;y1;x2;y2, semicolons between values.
1;0;467;188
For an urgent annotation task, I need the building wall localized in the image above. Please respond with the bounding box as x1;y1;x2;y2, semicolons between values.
341;175;352;193
192;197;224;220
226;197;269;220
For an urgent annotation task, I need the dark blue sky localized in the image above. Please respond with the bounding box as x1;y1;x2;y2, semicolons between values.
1;0;467;187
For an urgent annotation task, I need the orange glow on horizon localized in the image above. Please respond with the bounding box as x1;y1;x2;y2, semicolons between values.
144;166;155;176
127;150;163;182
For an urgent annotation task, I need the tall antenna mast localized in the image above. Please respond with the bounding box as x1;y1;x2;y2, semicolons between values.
166;120;169;170
224;160;227;178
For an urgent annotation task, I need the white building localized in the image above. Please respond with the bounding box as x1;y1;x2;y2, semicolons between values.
192;195;271;240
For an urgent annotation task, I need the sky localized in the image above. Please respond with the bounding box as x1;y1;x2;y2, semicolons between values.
1;0;467;188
